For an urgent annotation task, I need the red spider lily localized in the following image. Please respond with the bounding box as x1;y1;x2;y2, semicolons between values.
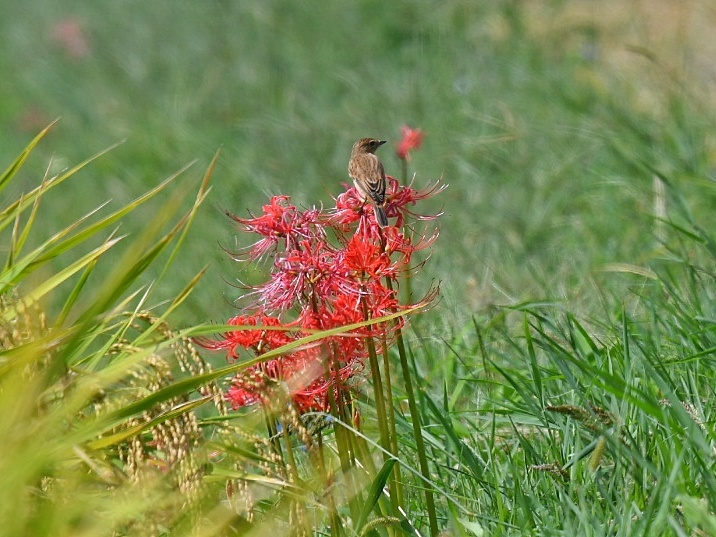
334;176;445;231
343;234;395;281
332;186;384;231
227;196;325;260
198;314;295;358
257;239;345;311
396;126;424;161
52;18;90;60
200;174;444;414
384;177;447;226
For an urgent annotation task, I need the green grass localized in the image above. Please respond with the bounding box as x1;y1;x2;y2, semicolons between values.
6;2;713;324
2;2;716;536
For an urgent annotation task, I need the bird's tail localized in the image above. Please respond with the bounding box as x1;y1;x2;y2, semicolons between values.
374;206;389;228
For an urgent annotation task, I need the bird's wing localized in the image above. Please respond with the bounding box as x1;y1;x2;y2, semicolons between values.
364;156;386;205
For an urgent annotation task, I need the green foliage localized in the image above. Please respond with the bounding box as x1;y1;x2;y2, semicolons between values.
0;129;222;536
5;2;713;324
414;184;716;535
2;2;716;536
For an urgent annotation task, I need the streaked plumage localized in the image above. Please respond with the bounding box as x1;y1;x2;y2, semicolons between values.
348;137;389;227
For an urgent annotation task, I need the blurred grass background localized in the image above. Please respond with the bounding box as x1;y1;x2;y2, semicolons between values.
2;1;715;326
4;3;716;535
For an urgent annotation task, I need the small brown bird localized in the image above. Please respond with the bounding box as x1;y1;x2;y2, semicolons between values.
348;137;389;227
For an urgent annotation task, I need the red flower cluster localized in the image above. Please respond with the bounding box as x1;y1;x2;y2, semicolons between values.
51;17;91;60
201;171;443;413
396;126;424;161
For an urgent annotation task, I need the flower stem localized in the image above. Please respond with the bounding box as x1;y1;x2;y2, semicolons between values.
394;327;438;536
322;345;361;525
399;157;414;306
360;296;400;509
380;334;404;508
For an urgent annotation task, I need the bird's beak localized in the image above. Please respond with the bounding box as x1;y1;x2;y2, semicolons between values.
378;140;387;146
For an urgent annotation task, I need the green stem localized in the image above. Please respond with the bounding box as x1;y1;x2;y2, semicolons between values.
362;304;391;460
399;158;413;306
314;288;359;527
323;343;361;525
263;394;284;463
380;334;404;509
360;296;399;511
394;327;439;536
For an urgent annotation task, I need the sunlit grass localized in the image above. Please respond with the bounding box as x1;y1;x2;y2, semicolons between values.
2;2;716;536
2;2;714;325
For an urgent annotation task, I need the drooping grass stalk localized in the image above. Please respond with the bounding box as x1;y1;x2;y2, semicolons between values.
0;126;222;536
